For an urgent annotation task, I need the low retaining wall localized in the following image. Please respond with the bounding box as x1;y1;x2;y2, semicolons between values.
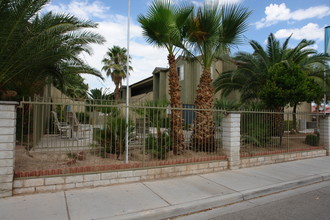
13;160;228;195
241;149;326;168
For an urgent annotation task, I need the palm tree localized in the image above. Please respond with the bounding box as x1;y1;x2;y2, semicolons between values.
138;0;193;154
214;33;329;137
185;2;251;151
0;0;105;98
214;34;330;104
102;46;132;103
88;88;112;100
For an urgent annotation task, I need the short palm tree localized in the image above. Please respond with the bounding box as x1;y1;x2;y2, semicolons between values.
102;46;132;103
214;33;330;136
185;2;251;151
214;33;330;104
138;0;193;154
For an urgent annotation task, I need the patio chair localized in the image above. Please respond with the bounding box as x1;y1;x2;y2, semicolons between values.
51;111;71;138
67;111;92;139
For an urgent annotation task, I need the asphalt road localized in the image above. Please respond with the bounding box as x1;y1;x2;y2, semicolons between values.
174;180;330;220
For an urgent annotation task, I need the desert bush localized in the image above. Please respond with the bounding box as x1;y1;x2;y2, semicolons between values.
145;132;171;159
305;134;319;146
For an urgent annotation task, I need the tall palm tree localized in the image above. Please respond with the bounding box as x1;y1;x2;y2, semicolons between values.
185;2;251;151
138;0;193;154
102;46;132;102
0;0;105;98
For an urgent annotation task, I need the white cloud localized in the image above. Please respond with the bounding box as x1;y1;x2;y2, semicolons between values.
291;6;330;20
255;3;330;29
45;0;168;91
46;0;110;20
192;0;242;7
274;23;324;41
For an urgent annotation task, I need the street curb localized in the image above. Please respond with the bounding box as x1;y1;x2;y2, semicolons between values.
109;193;243;220
107;175;326;220
241;175;323;200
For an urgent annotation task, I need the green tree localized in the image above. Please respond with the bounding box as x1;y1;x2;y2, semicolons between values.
214;33;329;133
102;46;132;103
138;0;192;154
185;2;250;151
0;0;105;98
214;33;330;104
260;63;322;143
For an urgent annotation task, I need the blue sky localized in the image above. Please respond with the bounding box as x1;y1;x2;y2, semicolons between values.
45;0;330;91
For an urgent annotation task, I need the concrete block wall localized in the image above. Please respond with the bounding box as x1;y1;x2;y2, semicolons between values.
0;102;18;198
13;161;228;195
241;150;326;168
222;113;240;169
320;117;330;154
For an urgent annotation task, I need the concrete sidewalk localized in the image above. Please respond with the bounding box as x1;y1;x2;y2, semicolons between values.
1;157;330;220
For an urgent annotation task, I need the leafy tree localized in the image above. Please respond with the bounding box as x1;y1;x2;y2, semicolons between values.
214;33;330;104
138;0;192;154
184;2;250;151
259;63;322;143
0;0;105;98
214;33;329;135
102;46;132;102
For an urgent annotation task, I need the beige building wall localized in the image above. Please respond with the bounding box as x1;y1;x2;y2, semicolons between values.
175;57;239;105
44;84;85;113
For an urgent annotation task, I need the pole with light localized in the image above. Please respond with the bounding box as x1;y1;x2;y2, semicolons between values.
125;0;131;163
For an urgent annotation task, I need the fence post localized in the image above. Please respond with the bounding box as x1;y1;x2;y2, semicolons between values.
320;116;330;155
222;113;241;170
0;101;18;198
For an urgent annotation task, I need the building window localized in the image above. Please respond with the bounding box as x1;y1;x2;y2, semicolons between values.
177;65;184;81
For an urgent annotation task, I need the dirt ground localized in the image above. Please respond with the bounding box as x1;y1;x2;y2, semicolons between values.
240;133;322;156
15;133;321;173
14;145;223;172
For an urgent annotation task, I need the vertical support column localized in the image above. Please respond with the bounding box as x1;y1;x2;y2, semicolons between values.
320;116;330;155
0;101;18;198
222;113;241;170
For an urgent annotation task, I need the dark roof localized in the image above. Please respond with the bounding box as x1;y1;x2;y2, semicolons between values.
152;67;169;74
121;76;153;90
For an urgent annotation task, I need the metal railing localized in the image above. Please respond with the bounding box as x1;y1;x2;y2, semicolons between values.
240;110;323;157
14;97;324;177
15;98;226;177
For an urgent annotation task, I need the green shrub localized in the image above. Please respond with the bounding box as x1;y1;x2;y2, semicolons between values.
146;133;171;159
97;116;133;157
241;113;272;147
305;134;319;146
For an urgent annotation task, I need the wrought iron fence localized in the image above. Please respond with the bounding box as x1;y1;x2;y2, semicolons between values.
240;109;323;157
15;97;226;178
14;97;324;178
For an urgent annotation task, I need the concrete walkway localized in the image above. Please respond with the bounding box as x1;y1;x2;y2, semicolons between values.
1;156;330;220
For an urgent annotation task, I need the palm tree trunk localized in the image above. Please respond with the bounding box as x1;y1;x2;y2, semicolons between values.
168;54;185;155
191;68;215;152
115;85;120;103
